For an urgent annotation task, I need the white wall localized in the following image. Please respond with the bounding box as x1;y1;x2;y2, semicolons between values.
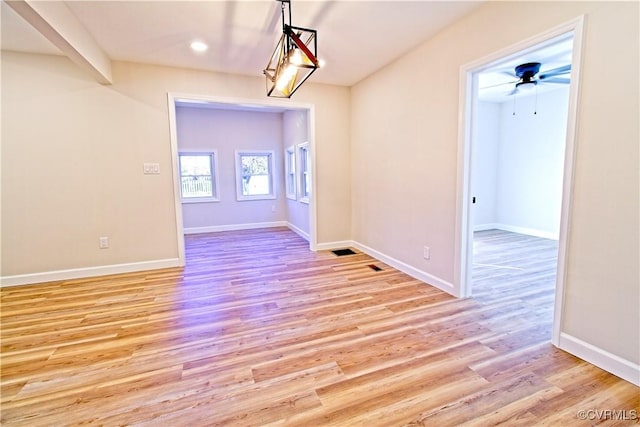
350;1;639;371
177;107;287;231
496;88;569;238
471;101;500;227
283;110;310;238
473;87;569;239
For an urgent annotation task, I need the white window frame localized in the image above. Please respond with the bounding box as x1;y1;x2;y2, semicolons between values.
297;142;310;204
235;150;277;201
284;146;297;200
178;151;220;203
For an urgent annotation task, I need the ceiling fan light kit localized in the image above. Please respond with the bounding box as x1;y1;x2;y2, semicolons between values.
507;61;572;97
263;0;319;98
516;81;537;91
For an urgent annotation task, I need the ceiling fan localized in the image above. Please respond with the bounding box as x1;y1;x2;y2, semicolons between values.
485;62;572;96
511;62;571;95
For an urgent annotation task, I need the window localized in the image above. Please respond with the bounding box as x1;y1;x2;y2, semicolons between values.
284;146;296;200
235;150;276;200
179;152;219;202
297;142;310;203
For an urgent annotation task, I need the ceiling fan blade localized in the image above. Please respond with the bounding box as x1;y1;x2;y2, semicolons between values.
480;80;519;90
540;77;571;85
539;64;571;79
499;71;516;78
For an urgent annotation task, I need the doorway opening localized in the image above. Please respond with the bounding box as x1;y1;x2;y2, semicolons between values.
167;94;318;266
471;34;573;333
455;17;585;346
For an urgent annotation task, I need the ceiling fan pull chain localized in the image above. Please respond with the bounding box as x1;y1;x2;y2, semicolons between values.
534;87;538;115
512;95;516;116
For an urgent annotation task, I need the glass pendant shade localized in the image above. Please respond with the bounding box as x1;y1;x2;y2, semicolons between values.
264;25;318;98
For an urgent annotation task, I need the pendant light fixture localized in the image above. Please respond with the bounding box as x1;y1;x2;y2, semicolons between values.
263;0;319;98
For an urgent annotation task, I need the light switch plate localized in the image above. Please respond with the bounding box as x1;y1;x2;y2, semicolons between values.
143;163;160;174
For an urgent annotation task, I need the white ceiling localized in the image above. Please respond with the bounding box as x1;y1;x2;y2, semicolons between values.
1;0;485;87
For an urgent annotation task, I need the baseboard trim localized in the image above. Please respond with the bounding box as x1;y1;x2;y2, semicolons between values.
1;258;183;288
558;332;640;386
473;223;501;232
287;222;310;242
184;221;288;235
351;241;455;295
315;240;354;251
473;223;559;240
314;239;455;295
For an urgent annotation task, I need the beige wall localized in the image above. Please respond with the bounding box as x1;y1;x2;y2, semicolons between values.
1;52;351;276
350;1;638;364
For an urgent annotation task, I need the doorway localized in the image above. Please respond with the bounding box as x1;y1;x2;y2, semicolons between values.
455;17;585;346
166;93;318;266
470;35;573;315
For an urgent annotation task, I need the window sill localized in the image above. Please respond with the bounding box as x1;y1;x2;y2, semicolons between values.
181;197;220;204
236;195;277;202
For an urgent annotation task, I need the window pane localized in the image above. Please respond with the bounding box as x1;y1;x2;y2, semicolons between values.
298;144;310;201
241;155;269;176
285;148;296;199
303;172;310;197
181;155;211;176
243;175;270;196
287;173;295;191
236;151;275;200
181;175;213;198
240;154;272;196
179;154;215;199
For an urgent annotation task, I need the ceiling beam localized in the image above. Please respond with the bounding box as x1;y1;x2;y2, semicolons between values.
6;0;112;84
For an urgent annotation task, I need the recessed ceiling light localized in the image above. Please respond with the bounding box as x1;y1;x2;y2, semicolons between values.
190;41;208;53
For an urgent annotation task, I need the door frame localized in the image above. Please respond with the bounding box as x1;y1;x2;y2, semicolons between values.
167;93;318;265
454;16;585;346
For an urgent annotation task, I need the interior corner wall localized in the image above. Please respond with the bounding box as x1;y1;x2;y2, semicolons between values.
1;51;351;279
495;87;569;238
350;0;639;368
472;88;569;239
283;110;310;238
177;107;287;230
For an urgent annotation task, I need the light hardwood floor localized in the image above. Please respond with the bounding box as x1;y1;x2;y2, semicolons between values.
472;229;559;315
1;228;638;426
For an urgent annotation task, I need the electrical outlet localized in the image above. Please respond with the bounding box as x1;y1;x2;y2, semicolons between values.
99;236;109;249
423;246;430;260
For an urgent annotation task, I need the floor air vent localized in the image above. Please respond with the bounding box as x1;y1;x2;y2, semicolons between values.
368;264;383;271
332;248;356;256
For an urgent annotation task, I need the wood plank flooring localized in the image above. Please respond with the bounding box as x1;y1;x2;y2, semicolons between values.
1;227;638;426
472;229;559;322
